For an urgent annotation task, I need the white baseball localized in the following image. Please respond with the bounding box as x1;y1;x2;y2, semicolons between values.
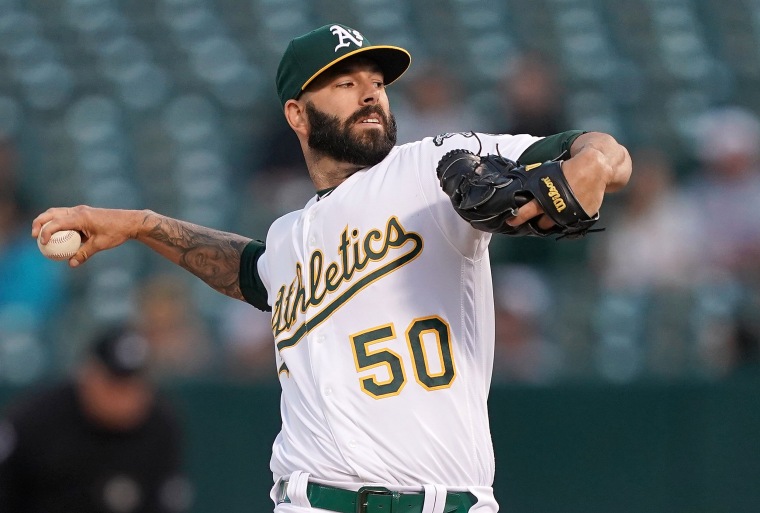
37;221;82;261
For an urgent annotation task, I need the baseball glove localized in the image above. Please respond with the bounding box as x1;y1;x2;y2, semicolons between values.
436;149;601;239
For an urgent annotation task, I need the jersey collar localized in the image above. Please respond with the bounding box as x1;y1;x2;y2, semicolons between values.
316;187;337;200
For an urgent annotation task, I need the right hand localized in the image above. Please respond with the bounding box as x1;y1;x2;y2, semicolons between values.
32;206;145;267
505;140;624;231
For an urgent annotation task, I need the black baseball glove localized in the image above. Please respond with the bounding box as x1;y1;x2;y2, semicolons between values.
436;149;601;239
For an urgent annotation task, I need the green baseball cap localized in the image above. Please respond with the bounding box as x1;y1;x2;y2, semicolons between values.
276;23;411;106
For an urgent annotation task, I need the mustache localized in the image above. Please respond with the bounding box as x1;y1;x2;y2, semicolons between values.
346;105;388;127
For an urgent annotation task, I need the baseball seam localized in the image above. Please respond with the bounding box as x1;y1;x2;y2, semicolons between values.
50;232;75;244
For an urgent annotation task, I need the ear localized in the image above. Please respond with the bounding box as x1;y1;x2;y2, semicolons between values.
284;99;308;137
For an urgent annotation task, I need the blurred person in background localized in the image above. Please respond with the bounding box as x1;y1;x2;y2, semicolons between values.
0;135;65;325
0;324;192;513
590;147;701;379
0;135;66;382
593;147;700;291
491;51;568;137
393;61;484;143
688;106;760;278
683;106;760;376
134;274;215;379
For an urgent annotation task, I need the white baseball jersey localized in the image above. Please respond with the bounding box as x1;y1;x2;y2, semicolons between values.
256;132;539;490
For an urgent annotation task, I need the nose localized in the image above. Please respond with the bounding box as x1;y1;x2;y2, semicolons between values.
361;91;379;105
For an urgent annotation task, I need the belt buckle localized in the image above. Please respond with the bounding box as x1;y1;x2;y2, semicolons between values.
277;480;289;504
356;486;393;513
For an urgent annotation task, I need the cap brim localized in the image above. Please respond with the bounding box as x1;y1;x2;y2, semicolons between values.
300;45;411;93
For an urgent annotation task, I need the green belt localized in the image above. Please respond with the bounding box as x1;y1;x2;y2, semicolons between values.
278;481;477;513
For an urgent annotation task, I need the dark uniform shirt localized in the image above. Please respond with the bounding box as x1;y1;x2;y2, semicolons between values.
0;382;188;513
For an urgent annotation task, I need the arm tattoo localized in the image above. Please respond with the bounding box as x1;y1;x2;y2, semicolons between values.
143;214;250;300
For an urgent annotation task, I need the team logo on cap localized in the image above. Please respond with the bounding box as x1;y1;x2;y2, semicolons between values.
330;25;364;52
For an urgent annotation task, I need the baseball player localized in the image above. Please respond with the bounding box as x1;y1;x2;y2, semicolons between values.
33;24;632;513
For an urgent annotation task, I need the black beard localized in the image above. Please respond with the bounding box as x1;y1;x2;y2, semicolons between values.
306;102;397;167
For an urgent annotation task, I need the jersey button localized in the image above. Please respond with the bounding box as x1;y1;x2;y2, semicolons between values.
315;335;325;344
324;387;332;396
308;236;316;245
347;440;357;449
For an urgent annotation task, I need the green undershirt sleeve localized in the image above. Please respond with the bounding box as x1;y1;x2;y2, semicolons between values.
239;240;271;312
517;130;587;165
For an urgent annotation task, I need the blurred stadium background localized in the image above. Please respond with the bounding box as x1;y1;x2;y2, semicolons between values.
1;0;759;512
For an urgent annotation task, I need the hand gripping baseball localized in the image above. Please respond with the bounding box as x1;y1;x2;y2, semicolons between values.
436;149;601;239
32;206;141;267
